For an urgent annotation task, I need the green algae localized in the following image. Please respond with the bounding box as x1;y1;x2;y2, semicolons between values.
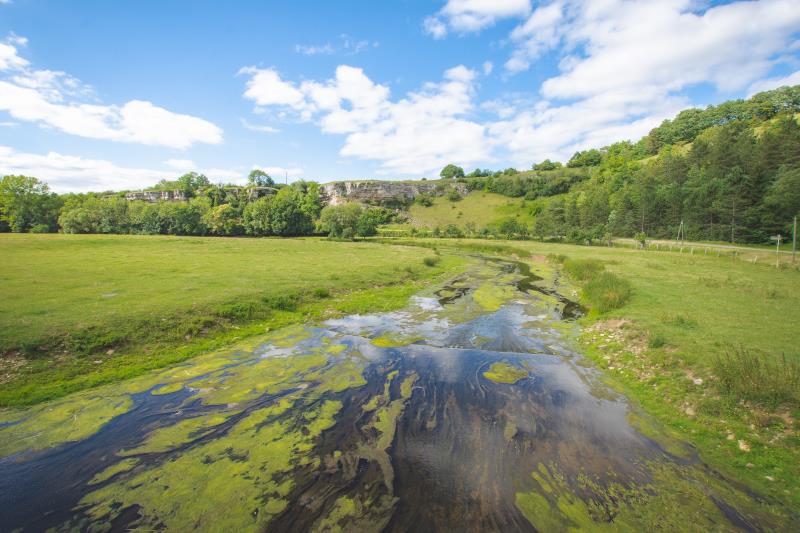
371;335;422;348
77;398;345;532
483;361;528;384
473;282;516;312
515;460;791;532
192;353;328;406
314;495;357;533
626;408;695;460
120;413;232;456
151;382;183;395
307;358;367;395
0;394;132;456
89;458;140;485
357;372;418;492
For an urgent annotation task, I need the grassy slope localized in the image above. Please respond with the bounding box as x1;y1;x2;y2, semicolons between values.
392;237;799;509
0;234;463;406
406;191;534;229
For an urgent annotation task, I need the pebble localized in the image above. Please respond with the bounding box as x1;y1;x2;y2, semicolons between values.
765;476;775;481
745;463;754;468
106;349;115;356
693;378;703;385
93;360;103;364
738;440;751;452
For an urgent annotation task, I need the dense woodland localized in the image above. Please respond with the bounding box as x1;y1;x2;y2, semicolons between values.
1;85;799;243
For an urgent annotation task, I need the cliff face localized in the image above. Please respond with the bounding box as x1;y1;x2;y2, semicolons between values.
320;181;467;206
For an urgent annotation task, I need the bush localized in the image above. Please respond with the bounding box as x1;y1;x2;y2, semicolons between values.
447;189;462;202
648;333;667;348
714;348;800;407
261;293;299;311
563;258;605;281
423;256;440;267
29;223;51;233
581;271;632;312
312;287;331;299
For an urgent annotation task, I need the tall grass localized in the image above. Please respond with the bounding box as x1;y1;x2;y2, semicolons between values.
563;258;605;281
581;271;632;312
714;347;800;407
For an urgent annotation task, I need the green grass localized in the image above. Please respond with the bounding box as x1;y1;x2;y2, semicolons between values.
0;234;465;406
382;237;800;509
406;191;534;229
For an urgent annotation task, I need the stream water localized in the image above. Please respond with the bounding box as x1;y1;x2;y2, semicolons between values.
0;258;783;531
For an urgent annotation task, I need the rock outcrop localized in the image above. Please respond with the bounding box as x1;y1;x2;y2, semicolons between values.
320;180;467;206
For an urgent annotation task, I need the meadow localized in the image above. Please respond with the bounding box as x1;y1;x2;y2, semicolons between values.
405;190;534;229
0;234;461;405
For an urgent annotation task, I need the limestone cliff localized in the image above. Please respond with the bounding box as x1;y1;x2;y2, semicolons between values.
320;180;467;206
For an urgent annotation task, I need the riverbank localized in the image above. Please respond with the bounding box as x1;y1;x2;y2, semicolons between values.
0;235;466;406
382;237;800;512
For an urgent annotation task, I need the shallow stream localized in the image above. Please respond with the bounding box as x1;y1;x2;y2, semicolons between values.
0;258;783;531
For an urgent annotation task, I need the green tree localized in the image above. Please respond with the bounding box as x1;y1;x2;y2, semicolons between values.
440;164;465;180
248;169;275;187
0;175;62;232
318;203;363;238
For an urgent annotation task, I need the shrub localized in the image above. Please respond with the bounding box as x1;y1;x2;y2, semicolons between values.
581;271;632;312
714;348;800;407
423;256;440;267
648;333;667;349
563;258;605;281
29;223;51;233
312;287;331;299
261;293;299;311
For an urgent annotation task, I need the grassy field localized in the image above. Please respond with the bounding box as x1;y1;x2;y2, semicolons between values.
0;234;463;405
386;237;800;508
405;191;534;229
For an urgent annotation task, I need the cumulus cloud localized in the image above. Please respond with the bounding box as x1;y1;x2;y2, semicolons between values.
425;0;531;37
748;70;800;96
241;64;493;175
0;146;251;192
0;145;169;192
0;37;223;148
165;158;196;171
453;0;799;165
241;118;279;133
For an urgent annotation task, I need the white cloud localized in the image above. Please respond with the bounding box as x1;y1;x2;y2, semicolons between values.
482;61;493;75
241;64;492;175
241;118;279;133
295;43;335;55
0;38;223;148
0;146;248;192
0;145;168;192
423;16;448;39
0;42;27;70
238;66;307;111
295;35;377;56
748;70;800;96
487;0;800;164
425;0;531;37
253;166;304;181
165;158;196;171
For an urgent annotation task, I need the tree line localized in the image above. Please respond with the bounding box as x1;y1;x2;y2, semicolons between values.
0;169;393;239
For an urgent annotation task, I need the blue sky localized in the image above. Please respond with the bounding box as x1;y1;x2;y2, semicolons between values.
0;0;798;192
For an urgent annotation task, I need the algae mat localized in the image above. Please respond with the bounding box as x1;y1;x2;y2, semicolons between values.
0;259;792;531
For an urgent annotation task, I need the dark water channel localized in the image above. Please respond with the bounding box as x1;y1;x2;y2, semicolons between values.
0;258;781;532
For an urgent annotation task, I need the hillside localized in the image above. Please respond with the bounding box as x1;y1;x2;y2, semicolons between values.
406;191;534;230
